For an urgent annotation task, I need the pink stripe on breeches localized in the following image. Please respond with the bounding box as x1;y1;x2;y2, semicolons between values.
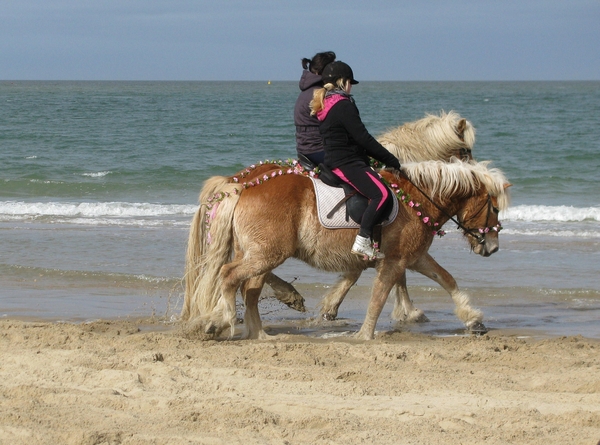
332;168;389;211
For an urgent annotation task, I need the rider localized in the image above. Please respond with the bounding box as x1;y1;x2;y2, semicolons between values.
294;51;336;167
310;61;401;260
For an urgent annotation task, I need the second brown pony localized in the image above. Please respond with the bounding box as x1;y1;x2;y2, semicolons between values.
187;111;477;319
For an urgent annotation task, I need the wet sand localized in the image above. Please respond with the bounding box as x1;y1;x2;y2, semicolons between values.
1;317;599;445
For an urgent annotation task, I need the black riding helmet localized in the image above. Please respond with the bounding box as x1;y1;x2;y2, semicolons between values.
321;61;359;85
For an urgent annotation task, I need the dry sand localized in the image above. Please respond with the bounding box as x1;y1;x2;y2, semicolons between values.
1;318;599;445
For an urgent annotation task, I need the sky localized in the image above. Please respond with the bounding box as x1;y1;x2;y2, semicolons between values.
1;0;599;81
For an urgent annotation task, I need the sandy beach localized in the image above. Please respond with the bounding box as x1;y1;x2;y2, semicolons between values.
1;318;599;445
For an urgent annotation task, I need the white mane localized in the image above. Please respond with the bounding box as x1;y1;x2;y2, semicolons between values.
377;110;476;162
401;159;510;211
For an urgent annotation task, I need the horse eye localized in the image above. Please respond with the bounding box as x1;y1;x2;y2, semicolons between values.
492;206;500;214
459;148;472;161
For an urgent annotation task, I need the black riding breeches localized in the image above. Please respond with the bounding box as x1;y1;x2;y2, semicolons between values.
332;165;392;238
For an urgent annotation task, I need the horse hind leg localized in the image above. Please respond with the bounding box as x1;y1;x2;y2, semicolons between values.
320;270;363;321
205;260;246;338
199;258;245;339
211;253;283;339
391;272;429;323
240;274;270;340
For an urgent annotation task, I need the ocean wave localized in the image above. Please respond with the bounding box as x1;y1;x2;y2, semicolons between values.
501;205;600;222
2;201;599;236
0;200;197;219
8;217;191;228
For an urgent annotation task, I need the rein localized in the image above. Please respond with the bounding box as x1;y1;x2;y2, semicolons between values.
398;172;501;245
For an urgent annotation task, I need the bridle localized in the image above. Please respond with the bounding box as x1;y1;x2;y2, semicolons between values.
454;130;472;162
403;176;501;246
458;147;472;161
457;194;502;245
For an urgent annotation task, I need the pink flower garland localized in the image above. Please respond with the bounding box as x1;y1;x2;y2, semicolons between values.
203;160;447;239
203;161;503;241
230;159;317;189
204;160;310;240
388;182;446;237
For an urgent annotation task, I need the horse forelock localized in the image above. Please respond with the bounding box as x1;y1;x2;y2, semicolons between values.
400;159;510;210
377;111;476;163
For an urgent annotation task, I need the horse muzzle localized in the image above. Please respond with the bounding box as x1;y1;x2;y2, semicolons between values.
473;235;499;257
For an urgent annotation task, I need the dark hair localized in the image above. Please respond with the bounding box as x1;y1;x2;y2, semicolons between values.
301;51;336;75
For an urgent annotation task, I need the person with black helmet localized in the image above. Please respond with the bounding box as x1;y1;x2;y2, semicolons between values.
294;51;336;167
310;61;401;260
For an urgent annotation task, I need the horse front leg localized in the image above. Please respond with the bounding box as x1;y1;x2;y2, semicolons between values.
240;274;270;340
409;253;485;333
356;262;402;340
320;269;363;320
391;272;429;323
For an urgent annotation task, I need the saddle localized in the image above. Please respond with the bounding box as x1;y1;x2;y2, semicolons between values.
309;163;398;233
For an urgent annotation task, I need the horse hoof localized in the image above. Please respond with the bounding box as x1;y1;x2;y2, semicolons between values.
291;301;307;312
322;313;337;321
409;311;429;323
205;323;217;335
284;298;306;312
392;310;429;324
468;321;488;335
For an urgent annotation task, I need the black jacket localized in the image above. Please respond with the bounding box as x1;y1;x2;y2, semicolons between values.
294;70;324;155
319;96;401;170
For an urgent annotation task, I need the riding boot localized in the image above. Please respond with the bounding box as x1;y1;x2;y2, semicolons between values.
351;235;385;260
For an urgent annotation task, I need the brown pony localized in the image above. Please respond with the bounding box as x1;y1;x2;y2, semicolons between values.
185;111;477;319
183;159;510;340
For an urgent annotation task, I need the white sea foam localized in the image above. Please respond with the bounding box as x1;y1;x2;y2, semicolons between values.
3;202;596;222
53;217;190;227
2;201;599;236
501;205;600;222
0;200;197;220
501;228;600;238
81;171;111;178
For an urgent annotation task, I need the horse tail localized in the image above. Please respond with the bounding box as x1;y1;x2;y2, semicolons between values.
182;176;241;322
182;205;206;321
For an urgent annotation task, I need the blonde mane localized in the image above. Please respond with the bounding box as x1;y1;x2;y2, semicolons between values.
377;111;475;162
401;159;510;211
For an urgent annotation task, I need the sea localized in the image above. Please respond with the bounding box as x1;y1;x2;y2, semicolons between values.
1;80;599;339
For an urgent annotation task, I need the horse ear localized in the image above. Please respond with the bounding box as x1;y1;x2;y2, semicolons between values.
457;118;467;136
503;183;513;189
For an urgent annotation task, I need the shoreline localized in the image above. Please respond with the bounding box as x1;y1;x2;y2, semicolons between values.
3;279;600;340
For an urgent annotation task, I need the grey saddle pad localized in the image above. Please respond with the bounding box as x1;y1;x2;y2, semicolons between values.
309;177;398;229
